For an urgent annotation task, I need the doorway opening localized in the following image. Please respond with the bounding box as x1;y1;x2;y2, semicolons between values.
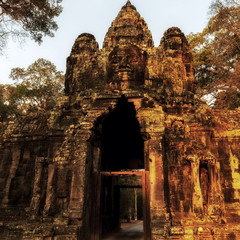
101;174;144;240
91;96;151;240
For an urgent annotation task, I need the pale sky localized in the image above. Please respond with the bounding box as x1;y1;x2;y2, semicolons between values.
0;0;213;84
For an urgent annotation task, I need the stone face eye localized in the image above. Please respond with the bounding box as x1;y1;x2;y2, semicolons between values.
110;56;119;64
128;55;138;64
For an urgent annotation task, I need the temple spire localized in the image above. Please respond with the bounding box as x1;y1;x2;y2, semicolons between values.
103;1;154;50
126;0;132;6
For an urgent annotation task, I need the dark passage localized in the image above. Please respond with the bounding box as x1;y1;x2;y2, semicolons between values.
101;175;144;240
100;96;144;171
97;96;145;239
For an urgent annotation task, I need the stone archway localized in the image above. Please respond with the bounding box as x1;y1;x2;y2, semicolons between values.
90;96;151;240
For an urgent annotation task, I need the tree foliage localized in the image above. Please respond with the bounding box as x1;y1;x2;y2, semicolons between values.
0;58;64;121
0;84;11;121
0;0;62;52
188;0;240;109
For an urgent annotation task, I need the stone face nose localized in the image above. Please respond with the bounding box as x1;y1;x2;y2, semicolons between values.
119;56;131;69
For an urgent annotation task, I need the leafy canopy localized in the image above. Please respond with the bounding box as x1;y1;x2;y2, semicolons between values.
0;0;63;51
188;0;240;109
0;58;64;121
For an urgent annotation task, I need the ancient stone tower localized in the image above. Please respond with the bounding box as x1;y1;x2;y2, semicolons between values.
0;1;240;239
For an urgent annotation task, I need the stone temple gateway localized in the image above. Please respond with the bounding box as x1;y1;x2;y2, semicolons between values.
1;1;240;239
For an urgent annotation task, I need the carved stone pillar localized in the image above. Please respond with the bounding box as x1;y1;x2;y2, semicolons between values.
1;148;21;205
43;164;56;216
191;156;203;217
29;157;45;217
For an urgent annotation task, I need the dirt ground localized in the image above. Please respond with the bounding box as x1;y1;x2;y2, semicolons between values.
103;221;144;240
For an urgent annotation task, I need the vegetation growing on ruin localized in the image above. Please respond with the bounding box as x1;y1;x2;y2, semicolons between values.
188;0;240;109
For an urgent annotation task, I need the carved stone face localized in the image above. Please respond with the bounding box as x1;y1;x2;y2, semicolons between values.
73;33;98;53
162;27;186;52
169;36;183;50
78;36;94;51
107;45;146;89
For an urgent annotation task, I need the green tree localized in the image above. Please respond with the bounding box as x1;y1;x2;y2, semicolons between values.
188;0;240;109
0;84;11;121
0;0;62;52
8;58;64;115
